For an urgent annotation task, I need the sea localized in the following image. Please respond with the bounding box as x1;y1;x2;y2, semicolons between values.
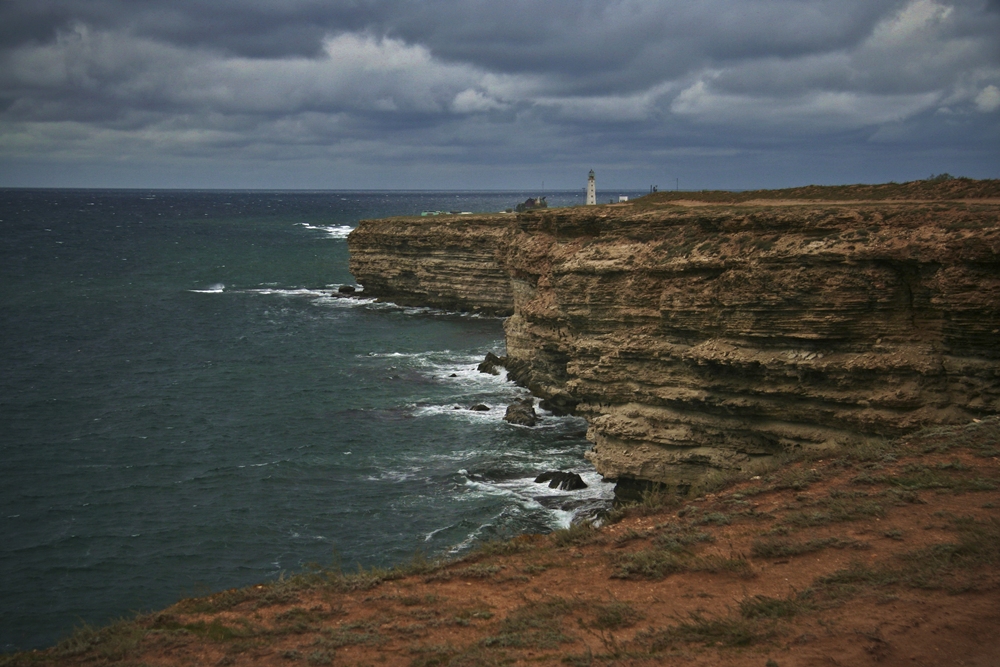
0;188;645;652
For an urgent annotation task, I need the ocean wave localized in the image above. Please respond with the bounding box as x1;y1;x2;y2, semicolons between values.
455;469;614;532
242;286;375;307
296;223;354;239
188;283;225;293
363;349;513;393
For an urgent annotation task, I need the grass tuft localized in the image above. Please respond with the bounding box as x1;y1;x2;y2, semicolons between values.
739;591;814;619
590;601;643;630
483;598;577;649
752;536;868;558
551;521;605;547
645;611;775;650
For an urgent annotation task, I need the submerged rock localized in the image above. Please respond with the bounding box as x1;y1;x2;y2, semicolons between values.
504;399;537;426
535;471;588;491
469;404;490;412
337;285;356;294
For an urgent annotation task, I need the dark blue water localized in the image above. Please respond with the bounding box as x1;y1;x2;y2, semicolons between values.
0;189;644;652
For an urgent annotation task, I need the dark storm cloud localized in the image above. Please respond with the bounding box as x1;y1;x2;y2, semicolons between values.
0;0;998;188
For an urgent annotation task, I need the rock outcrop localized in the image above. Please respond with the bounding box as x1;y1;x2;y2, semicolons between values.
534;471;588;490
348;214;514;315
504;399;538;427
348;182;1000;494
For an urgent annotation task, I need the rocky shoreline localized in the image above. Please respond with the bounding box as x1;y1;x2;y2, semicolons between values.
349;181;1000;498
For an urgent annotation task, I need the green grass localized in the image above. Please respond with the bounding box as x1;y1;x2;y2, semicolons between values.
483;598;577;649
853;464;997;493
589;602;643;631
612;527;650;545
612;548;753;580
751;536;868;558
50;618;149;661
690;511;733;526
738;592;814;620
551;522;605;547
771;468;824;491
781;497;885;528
635;178;1000;205
605;487;682;523
473;538;535;558
643;612;775;650
455;564;502;579
409;644;512;667
912;417;1000;458
814;516;1000;598
652;524;715;551
319;621;385;648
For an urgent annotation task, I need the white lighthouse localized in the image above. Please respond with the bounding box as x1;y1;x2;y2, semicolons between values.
586;169;596;205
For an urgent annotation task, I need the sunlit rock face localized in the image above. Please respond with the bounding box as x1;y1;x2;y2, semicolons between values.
350;195;1000;493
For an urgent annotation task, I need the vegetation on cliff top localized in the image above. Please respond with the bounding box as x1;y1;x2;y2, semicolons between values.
637;176;1000;205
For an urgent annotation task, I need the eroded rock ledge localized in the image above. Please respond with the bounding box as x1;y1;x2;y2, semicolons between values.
348;186;1000;493
349;214;514;316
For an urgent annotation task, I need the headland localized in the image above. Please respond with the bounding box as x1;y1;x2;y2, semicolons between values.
350;178;1000;499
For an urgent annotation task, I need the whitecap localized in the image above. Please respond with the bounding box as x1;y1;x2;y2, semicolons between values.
247;287;328;298
242;286;376;308
296;222;354;239
424;524;455;542
189;283;225;293
412;404;504;422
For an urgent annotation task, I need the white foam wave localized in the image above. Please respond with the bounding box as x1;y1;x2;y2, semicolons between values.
366;467;428;483
189;283;225;293
248;287;330;298
242;287;375;308
296;222;354;238
412;404;504;422
355;299;495;319
424;524;455;542
459;469;615;531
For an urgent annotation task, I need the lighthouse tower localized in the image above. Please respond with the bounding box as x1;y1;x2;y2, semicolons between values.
586;169;596;205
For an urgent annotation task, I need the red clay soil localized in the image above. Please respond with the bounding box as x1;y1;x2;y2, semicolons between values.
5;419;1000;667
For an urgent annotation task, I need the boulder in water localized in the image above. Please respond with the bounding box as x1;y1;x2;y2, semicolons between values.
477;352;507;375
503;399;537;426
534;471;587;490
469;404;490;412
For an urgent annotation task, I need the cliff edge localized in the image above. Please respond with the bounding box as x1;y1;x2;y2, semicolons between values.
348;181;1000;495
349;213;514;316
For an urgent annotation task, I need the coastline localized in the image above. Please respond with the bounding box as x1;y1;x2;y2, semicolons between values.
6;416;998;665
8;180;997;665
350;179;1000;499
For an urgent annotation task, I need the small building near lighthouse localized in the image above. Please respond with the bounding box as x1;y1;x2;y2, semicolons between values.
586;169;596;206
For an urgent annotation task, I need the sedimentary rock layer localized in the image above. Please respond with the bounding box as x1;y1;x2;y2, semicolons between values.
348;214;514;316
349;190;1000;492
498;201;1000;491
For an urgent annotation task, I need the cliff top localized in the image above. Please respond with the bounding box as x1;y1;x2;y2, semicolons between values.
635;176;1000;206
9;418;999;666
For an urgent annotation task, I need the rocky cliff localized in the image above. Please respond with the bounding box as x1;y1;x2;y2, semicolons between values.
348;182;1000;495
348;214;514;316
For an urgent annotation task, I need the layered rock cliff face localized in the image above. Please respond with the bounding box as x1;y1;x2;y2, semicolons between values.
348;186;1000;494
498;200;1000;494
348;214;513;316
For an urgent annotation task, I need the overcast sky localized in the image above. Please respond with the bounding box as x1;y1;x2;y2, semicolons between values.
1;0;998;190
